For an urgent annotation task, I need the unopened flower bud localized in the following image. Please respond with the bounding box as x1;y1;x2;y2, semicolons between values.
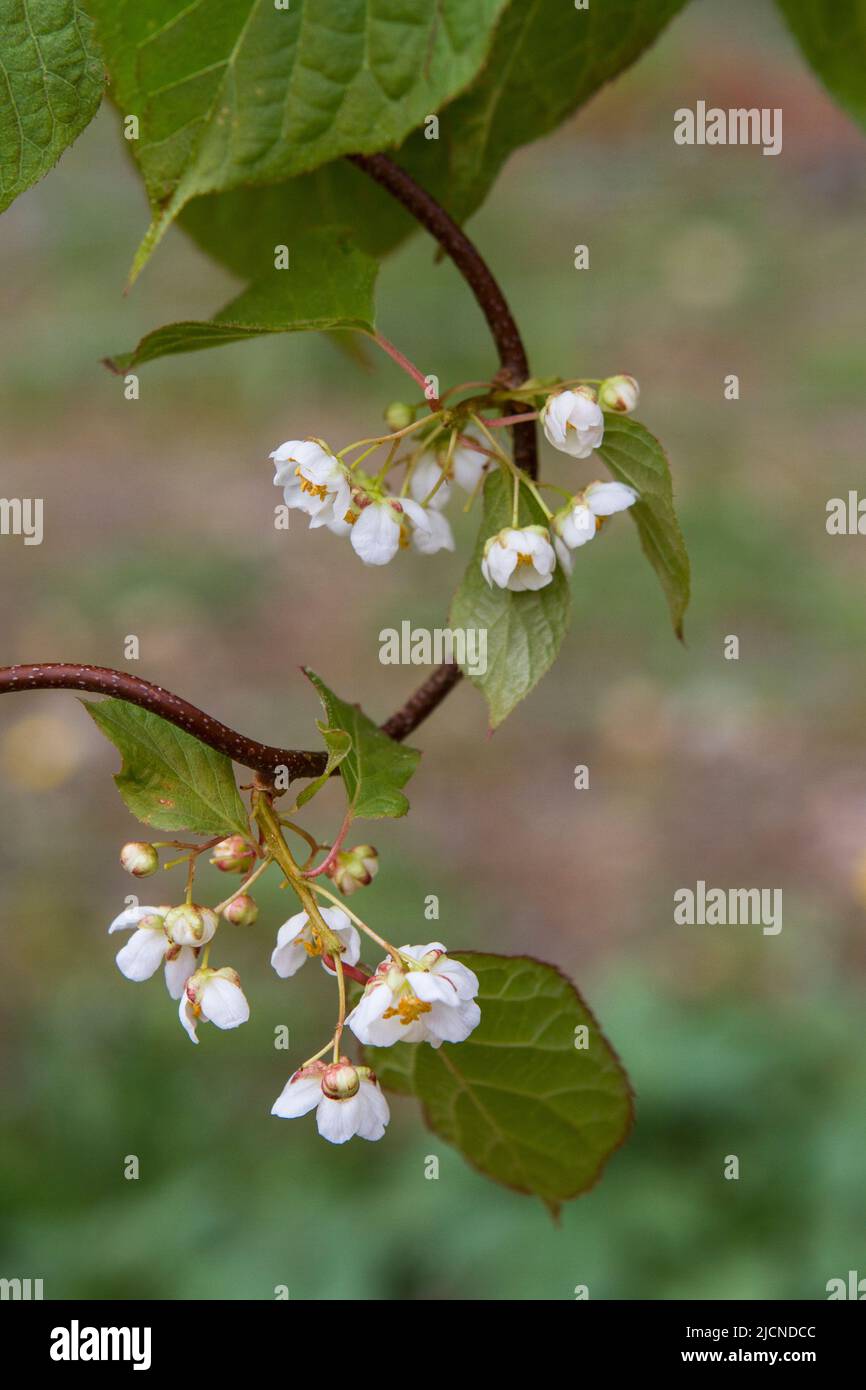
599;374;640;413
321;1061;360;1100
120;842;159;877
385;401;415;431
222;893;259;926
330;845;379;895
210;836;256;874
164;903;218;947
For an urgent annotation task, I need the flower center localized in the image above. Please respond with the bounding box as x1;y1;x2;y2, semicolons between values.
515;551;534;567
383;994;432;1026
296;467;329;500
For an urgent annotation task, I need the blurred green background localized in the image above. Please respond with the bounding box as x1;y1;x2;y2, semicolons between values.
1;0;865;1300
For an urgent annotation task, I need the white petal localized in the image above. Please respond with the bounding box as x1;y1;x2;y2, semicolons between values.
108;905;164;935
585;481;638;515
271;939;309;978
316;1094;363;1144
201;978;250;1031
350;504;400;565
406;970;456;1006
400;497;432;533
178;993;199;1044
355;1079;390;1140
452;430;488;491
410;453;451;509
164;946;196;999
271;1072;323;1119
425;997;481;1044
554;536;574;575
412;508;455;555
433;957;479;1000
115;926;167;982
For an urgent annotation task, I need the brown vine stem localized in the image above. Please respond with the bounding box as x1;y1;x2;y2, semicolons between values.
0;158;537;782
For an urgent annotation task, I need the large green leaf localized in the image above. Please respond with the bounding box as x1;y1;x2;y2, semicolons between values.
303;669;420;819
103;232;377;370
85;699;250;837
367;952;634;1210
776;0;866;130
174;0;691;278
597;414;690;640
87;0;508;278
450;470;570;730
0;0;104;213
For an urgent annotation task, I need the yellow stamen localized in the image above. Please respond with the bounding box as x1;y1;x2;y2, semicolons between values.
383;995;432;1026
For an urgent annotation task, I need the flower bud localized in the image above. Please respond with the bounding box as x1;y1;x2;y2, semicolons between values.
120;841;159;877
385;401;415;431
222;893;259;927
210;836;256;874
599;374;639;413
164;903;218;947
321;1061;360;1100
329;845;379;896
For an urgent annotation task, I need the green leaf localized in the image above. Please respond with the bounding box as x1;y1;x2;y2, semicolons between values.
776;0;866;130
172;0;691;279
596;414;690;639
0;0;104;213
84;698;249;837
449;470;570;730
294;722;352;811
366;952;634;1210
303;669;420;819
86;0;509;278
103;232;377;371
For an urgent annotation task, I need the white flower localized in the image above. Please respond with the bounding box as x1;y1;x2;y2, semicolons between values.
452;425;489;492
271;439;351;529
346;943;480;1049
552;500;597;550
584;480;638;516
350;498;430;565
411;507;455;555
481;524;556;591
409;451;451;509
541;389;605;458
108;905;197;999
271;906;361;979
179;967;249;1043
271;1060;390;1144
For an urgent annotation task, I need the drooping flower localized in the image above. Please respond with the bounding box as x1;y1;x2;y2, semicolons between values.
179;967;250;1043
541;388;605;458
409;451;452;510
481;524;556;591
350;497;430;565
451;425;490;492
346;943;480;1048
108;905;197;999
271;1060;390;1144
271;439;351;529
271;905;361;978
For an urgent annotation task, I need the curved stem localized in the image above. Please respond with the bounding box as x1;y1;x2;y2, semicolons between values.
348;152;538;479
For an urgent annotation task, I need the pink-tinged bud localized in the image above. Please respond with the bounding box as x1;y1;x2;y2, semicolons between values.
329;845;379;896
321;1061;360;1100
120;841;159;877
385;401;415;431
164;903;219;947
222;893;258;927
599;374;640;413
210;836;256;874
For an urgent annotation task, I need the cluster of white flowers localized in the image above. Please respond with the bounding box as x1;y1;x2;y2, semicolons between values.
482;478;638;591
110;838;481;1146
271;427;489;567
272;941;480;1144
